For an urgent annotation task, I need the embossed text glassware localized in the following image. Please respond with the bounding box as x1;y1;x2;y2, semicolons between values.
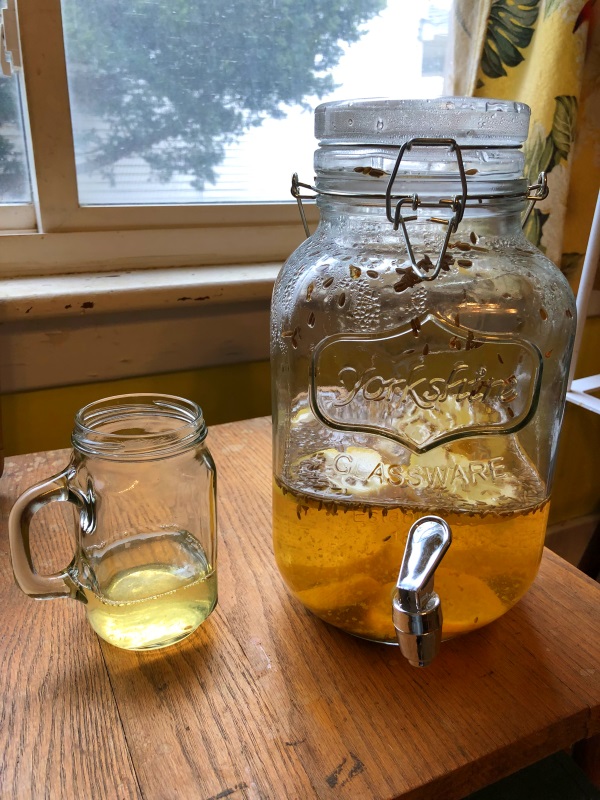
271;98;576;665
9;393;217;651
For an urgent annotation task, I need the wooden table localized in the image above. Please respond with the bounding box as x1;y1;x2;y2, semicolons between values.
1;416;599;800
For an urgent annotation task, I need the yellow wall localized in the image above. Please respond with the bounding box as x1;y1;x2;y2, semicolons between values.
2;319;598;525
0;360;271;456
550;316;600;524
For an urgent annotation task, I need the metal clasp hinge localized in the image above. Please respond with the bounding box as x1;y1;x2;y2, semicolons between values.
291;172;312;239
291;142;548;282
522;172;549;227
385;138;468;281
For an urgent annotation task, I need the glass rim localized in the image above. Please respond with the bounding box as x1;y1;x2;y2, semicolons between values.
72;393;207;460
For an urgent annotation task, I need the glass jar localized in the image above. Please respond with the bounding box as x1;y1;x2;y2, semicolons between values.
9;393;217;650
271;98;576;659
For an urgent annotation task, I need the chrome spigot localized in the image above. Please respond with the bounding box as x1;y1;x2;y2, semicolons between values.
393;516;452;667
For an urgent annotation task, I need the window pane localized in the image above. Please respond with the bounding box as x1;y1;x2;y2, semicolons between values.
61;0;451;206
0;73;32;204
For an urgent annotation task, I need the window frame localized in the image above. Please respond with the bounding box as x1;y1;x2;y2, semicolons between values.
0;0;318;277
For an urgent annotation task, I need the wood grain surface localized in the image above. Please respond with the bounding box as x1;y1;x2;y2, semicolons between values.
0;451;141;800
0;416;599;800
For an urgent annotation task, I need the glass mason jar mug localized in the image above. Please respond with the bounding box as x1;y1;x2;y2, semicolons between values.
271;98;576;665
9;394;217;651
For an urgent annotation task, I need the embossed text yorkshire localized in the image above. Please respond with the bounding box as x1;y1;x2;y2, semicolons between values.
334;361;518;410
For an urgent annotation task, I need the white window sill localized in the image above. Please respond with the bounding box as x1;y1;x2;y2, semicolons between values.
0;263;279;319
0;264;279;393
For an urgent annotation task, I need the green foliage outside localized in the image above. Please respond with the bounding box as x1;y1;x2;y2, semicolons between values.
61;0;385;189
0;0;384;196
0;78;29;198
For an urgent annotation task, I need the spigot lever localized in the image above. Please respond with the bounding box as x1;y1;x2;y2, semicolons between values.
393;516;452;667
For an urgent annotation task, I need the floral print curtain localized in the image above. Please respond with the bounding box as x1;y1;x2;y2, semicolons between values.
446;0;600;289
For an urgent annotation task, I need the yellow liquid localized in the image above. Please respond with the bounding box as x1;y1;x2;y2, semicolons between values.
273;480;548;642
79;531;217;650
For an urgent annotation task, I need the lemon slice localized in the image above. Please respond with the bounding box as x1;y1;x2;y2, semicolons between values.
295;573;381;616
291;446;388;497
360;581;397;640
291;406;315;426
436;568;507;636
407;446;520;506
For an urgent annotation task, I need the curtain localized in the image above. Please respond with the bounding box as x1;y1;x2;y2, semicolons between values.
446;0;600;289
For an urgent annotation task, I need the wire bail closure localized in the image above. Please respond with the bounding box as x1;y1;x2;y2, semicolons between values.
291;137;548;281
522;172;549;227
384;138;467;280
291;172;311;239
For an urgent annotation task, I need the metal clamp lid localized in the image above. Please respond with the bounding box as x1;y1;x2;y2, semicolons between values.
385;138;467;280
291;137;548;281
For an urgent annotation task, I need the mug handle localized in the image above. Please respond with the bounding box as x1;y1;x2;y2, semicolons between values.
8;465;88;599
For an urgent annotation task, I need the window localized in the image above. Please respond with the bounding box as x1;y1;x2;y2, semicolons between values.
0;0;452;276
0;1;35;231
0;75;31;204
